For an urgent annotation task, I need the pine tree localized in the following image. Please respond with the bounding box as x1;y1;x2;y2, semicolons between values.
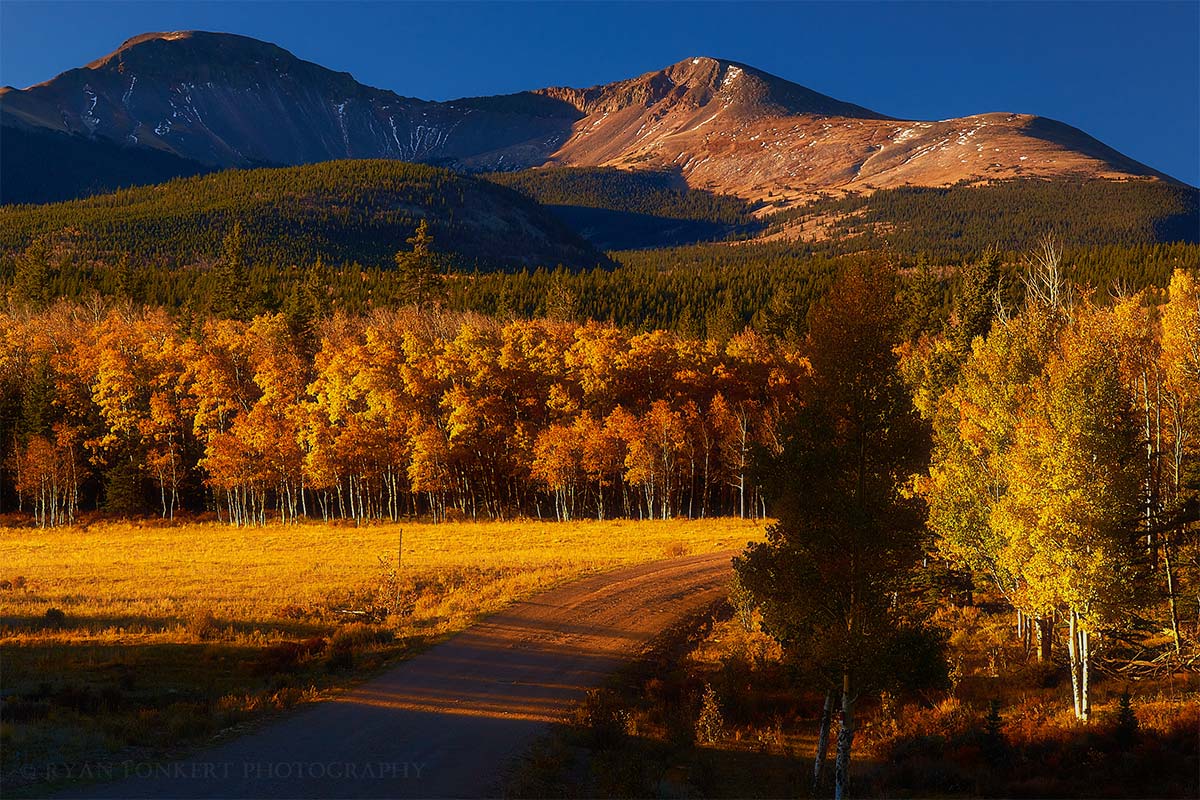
950;247;1001;354
20;356;55;438
282;258;328;346
113;252;141;304
899;257;944;341
395;219;446;307
981;699;1006;765
1114;689;1139;748
211;223;251;319
544;276;580;322
735;266;932;800
12;239;51;309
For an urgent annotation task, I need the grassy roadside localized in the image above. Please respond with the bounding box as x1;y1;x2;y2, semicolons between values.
504;600;817;799
0;517;764;796
506;593;1200;798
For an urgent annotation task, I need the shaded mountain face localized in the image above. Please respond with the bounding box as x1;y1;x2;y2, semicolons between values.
0;30;1177;205
0;124;212;205
0;31;582;170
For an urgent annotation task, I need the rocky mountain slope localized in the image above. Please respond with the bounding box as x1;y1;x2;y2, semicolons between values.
0;30;1180;206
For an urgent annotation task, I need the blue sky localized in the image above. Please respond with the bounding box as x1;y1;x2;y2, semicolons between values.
2;1;1197;185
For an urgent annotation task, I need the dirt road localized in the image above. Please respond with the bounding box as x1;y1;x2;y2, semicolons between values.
71;550;736;798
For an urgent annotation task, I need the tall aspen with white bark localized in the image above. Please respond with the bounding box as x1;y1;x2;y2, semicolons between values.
993;304;1142;721
922;302;1064;660
1158;269;1200;654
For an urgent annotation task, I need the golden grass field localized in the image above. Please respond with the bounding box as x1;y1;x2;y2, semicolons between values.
0;517;765;794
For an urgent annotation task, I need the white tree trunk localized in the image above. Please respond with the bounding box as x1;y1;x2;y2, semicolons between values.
1066;610;1092;721
1067;611;1082;719
1080;626;1090;722
834;673;854;800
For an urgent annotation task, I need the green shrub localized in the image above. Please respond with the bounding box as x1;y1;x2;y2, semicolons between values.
728;573;756;632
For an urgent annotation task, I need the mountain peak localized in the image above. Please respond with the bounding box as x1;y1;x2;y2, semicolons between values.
530;56;885;121
85;29;299;73
116;30;203;48
111;29;275;51
675;55;726;68
0;30;1176;203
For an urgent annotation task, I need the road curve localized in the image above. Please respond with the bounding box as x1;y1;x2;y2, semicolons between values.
71;550;736;799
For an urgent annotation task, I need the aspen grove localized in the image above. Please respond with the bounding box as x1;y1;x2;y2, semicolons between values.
912;249;1200;725
0;307;804;525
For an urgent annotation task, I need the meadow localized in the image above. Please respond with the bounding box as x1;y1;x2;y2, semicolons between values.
0;517;764;795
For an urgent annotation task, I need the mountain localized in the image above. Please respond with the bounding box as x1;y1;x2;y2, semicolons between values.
0;30;1181;207
0;159;606;270
0;124;212;204
0;31;580;174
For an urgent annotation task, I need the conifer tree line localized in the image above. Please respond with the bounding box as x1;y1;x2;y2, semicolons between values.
0;159;603;271
3;225;1195;344
0;299;805;526
484;166;759;226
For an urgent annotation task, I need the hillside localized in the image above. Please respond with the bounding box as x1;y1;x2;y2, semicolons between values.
486;167;758;224
485;166;761;249
767;178;1200;257
1;31;1182;207
0;159;606;270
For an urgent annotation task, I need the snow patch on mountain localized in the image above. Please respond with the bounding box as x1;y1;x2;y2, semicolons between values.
122;75;137;108
82;85;100;131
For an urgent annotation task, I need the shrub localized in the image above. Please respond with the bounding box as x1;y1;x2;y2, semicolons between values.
186;609;220;641
254;642;304;675
880;624;951;695
728;573;756;632
573;688;627;749
43;607;66;628
3;695;51;722
1113;689;1139;748
326;623;391;670
663;541;690;558
695;684;725;744
254;637;328;675
54;683;102;715
274;603;306;620
300;636;327;655
326;645;354;671
1012;658;1062;689
329;623;393;652
164;701;216;740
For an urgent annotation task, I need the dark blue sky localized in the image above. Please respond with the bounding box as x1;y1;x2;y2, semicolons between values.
2;1;1197;185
